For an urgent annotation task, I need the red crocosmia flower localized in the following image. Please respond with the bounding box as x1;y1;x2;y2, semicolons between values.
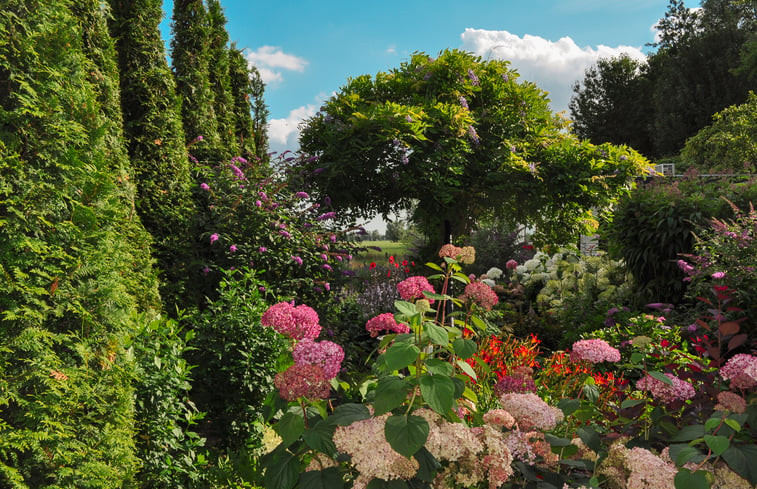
404;268;410;273
387;271;391;277
523;245;534;250
402;260;408;266
660;339;670;348
389;255;395;263
369;262;376;270
394;263;399;268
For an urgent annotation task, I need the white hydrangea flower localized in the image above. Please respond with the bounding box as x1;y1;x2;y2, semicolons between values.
486;267;503;279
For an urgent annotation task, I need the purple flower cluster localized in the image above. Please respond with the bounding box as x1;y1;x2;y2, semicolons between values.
493;375;537;396
316;212;336;221
570;339;621;364
261;302;321;340
292;338;344;379
397;276;436;303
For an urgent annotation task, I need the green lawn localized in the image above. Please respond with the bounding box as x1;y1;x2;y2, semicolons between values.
352;240;411;267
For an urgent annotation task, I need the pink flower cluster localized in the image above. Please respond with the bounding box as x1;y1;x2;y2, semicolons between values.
365;313;410;337
570;339;621;363
720;354;757;389
715;391;747;414
261;302;321;340
438;244;476;264
482;409;515;429
460;282;499;311
498;393;563;431
273;364;331;402
333;413;419;486
292;338;344;379
396;276;435;302
636;373;695;405
600;443;677;489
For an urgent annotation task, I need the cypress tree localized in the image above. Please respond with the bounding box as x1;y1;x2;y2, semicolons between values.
171;0;222;163
249;63;270;161
228;44;258;160
108;0;196;310
0;0;158;485
206;0;238;159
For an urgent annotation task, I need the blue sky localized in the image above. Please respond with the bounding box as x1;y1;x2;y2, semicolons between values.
161;0;670;154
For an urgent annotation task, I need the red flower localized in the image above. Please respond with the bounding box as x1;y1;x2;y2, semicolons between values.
369;262;376;269
523;245;534;250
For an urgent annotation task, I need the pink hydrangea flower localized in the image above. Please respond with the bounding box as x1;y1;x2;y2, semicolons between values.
460;282;499;311
720;354;757;389
483;409;516;429
365;313;410;337
499;393;563;431
715;391;747;414
506;259;518;270
261;302;321;340
396;276;435;302
570;339;621;363
636;373;695;405
438;244;475;263
274;364;331;401
292;338;344;379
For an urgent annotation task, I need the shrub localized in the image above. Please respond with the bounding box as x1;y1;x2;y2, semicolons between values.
187;270;287;451
602;173;757;305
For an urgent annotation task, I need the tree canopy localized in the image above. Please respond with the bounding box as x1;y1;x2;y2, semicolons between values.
296;49;650;245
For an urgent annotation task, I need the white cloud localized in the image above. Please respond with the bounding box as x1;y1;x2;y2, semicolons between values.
267;93;334;154
386;45;397;55
460;28;646;113
245;46;308;85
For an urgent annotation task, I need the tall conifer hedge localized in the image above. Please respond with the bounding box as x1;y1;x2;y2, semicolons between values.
0;0;160;485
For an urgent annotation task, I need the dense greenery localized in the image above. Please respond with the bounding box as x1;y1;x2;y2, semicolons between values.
571;0;755;158
296;49;650;247
0;0;160;485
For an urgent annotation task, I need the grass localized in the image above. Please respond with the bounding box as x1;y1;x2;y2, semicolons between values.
352;240;411;267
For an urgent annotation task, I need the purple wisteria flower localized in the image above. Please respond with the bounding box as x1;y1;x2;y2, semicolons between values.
467;125;480;145
468;68;479;85
459;95;469;109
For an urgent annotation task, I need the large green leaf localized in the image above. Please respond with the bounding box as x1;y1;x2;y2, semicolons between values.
274;412;305;448
264;448;301;489
674;468;710;489
424;321;449;346
373;376;412;416
576;426;601;453
329;403;371;426
383;342;420;371
419;374;455;414
671;424;705;442
302;419;337;456
299;467;344;489
704;434;729;456
425;358;454;376
384;414;429;458
394;300;418;317
414;446;441;482
648;371;674;385
452;338;477;359
722;444;757;484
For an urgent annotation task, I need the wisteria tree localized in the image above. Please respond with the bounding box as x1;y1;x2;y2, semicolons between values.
295;49;651;246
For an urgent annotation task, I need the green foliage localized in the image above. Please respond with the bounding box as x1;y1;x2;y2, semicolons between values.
570;0;755;158
681;92;757;173
228;44;260;162
108;0;196;311
130;314;206;488
206;0;239;160
463;220;531;276
186;270;287;450
570;54;654;156
0;0;162;485
171;0;221;162
603;174;757;305
296;49;650;247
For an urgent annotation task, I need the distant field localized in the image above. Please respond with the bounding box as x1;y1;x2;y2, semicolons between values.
352;240;411;267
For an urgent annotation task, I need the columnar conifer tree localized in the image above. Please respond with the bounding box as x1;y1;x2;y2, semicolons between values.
206;0;239;159
108;0;196;310
0;0;160;485
249;62;270;160
228;44;260;161
171;0;222;163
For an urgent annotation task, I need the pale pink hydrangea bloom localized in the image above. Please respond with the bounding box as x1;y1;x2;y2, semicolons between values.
416;408;483;462
503;429;536;464
506;259;518;270
274;364;330;401
715;391;747;414
482;409;516;429
460;282;499;311
292;338;344;379
624;446;677;489
261;302;321;340
396;276;436;303
499;393;563;431
570;339;621;363
438;244;476;264
333;414;419;483
720;354;757;389
636;373;695;405
365;313;410;337
432;424;513;489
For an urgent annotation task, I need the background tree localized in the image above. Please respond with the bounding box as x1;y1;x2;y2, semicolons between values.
228;44;262;162
680;92;757;172
296;49;650;247
108;0;196;311
0;0;161;484
171;0;221;163
249;61;270;160
206;0;239;159
569;54;654;156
